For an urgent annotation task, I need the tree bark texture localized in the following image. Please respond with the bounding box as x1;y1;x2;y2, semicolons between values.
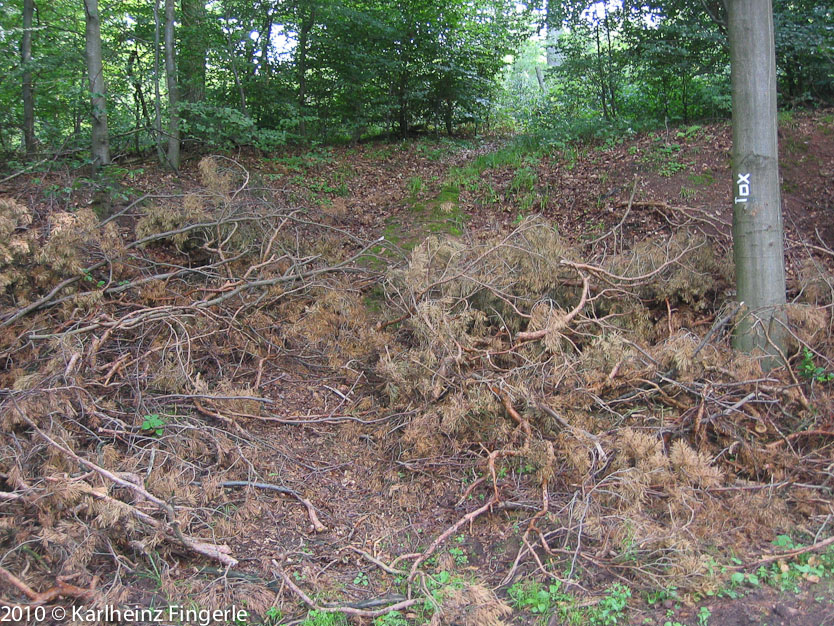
727;0;787;364
83;0;110;166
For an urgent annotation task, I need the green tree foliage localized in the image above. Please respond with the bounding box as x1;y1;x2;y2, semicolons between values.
1;1;831;159
499;1;832;138
0;0;530;159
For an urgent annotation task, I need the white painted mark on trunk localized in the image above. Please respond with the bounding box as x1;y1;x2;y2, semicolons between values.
735;173;751;204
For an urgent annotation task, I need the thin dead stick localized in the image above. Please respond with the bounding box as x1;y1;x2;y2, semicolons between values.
494;389;532;442
536;401;607;463
589;175;638;248
347;547;407;576
739;534;834;570
408;496;498;582
220;481;326;532
0;565;96;605
273;561;420;618
455;475;487;506
562;240;700;284
766;430;834;449
692;301;744;359
78;483;237;567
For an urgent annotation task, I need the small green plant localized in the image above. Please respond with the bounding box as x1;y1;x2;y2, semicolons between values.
301;610;348;626
798;347;834;383
508;579;572;616
509;167;537;195
353;572;370;586
658;159;688;177
373;610;409;626
408;175;425;197
263;606;283;625
680;186;697;200
589;583;631;625
646;586;678;606
752;534;834;592
140;414;166;437
676;124;702;141
508;581;557;614
448;546;468;566
688;170;714;186
697;605;711;626
778;110;795;126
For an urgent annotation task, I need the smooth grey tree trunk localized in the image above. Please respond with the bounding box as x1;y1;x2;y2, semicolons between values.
727;0;787;366
164;0;180;170
22;0;35;155
83;0;110;167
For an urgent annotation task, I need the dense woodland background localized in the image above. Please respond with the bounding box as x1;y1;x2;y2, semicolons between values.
2;0;833;166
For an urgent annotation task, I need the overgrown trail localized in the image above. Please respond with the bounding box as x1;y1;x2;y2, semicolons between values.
1;112;834;626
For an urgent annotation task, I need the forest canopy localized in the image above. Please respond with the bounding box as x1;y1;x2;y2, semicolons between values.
0;0;832;161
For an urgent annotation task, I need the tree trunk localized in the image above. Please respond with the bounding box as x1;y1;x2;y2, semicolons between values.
179;0;206;103
727;0;787;366
544;0;563;67
296;5;315;138
595;25;609;120
164;0;180;170
603;6;617;118
83;0;110;167
223;26;248;117
22;0;35;155
261;8;273;76
535;67;546;93
127;49;152;150
153;0;165;164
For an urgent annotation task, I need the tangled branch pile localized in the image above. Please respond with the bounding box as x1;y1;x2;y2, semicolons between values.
377;216;834;591
1;162;832;622
0;158;388;616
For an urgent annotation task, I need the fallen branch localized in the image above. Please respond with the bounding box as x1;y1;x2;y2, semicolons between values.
220;481;326;532
766;430;834;449
0;566;96;605
739;534;834;570
408;496;498;582
515;274;590;343
272;561;420;618
12;402;238;568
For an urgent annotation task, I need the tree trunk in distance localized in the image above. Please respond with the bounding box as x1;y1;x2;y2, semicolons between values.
22;0;35;155
153;0;165;164
179;0;206;103
83;0;110;167
296;6;315;138
224;27;248;117
164;0;180;170
727;0;787;368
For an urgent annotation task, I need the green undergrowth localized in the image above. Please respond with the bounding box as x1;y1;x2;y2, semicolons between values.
289;534;834;626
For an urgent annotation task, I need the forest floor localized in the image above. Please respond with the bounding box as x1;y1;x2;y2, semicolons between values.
1;110;834;626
